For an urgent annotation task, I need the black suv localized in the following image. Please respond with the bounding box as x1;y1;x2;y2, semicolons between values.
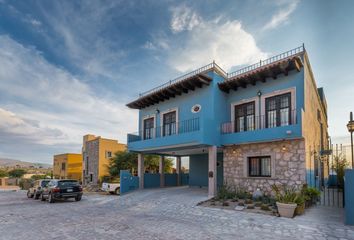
41;179;83;203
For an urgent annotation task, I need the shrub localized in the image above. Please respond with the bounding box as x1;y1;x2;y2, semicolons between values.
272;184;299;204
302;186;320;200
260;204;270;211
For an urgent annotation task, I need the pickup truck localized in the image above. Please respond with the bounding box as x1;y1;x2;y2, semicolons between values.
101;182;120;195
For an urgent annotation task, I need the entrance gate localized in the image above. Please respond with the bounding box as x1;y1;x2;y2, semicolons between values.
318;144;352;208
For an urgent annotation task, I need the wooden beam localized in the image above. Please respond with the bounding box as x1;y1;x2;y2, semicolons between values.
181;81;195;91
197;74;212;85
294;58;301;72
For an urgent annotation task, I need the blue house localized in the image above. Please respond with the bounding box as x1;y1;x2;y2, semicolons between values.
127;45;329;197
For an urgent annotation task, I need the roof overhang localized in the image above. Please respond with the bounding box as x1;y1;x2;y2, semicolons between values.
218;55;304;93
126;73;212;109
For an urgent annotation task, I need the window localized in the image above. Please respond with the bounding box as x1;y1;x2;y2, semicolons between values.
266;93;291;128
61;162;66;171
106;151;112;158
90;174;93;182
248;156;271;177
86;157;89;173
143;117;154;139
235;102;255;132
163;111;176;136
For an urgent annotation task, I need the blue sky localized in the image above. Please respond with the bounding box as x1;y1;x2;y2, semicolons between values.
0;0;353;164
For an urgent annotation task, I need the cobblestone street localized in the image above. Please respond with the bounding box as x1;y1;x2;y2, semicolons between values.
0;187;353;240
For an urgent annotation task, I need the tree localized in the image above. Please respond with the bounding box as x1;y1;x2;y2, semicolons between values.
30;174;47;180
109;151;174;178
333;154;349;188
8;169;26;178
0;169;8;178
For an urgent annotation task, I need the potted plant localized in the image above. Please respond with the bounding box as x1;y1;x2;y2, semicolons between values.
272;185;299;218
302;186;320;207
295;195;305;215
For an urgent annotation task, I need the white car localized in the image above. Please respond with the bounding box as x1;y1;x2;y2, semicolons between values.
101;182;120;195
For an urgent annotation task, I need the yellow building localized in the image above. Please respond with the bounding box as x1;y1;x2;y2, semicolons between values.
53;153;83;181
82;134;126;185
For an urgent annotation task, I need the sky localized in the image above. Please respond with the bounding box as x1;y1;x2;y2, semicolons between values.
0;0;354;164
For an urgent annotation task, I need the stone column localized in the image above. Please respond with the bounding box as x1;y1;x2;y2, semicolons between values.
208;146;217;198
138;153;144;189
159;156;165;187
176;156;181;186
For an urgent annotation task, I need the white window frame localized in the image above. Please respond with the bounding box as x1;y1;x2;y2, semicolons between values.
160;107;179;135
260;87;296;129
230;97;259;132
141;114;156;139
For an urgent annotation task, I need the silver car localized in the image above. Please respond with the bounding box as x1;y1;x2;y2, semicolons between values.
27;179;51;199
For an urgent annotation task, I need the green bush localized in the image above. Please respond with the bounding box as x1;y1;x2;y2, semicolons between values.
272;184;300;204
217;185;236;200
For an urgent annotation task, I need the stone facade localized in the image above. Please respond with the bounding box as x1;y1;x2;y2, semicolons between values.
223;139;306;195
83;139;100;185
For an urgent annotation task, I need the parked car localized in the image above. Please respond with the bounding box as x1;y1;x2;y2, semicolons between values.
27;179;51;199
40;179;83;203
101;182;120;195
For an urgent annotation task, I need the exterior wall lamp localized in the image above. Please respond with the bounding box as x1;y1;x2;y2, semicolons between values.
257;90;262;97
347;111;354;168
155;108;160;114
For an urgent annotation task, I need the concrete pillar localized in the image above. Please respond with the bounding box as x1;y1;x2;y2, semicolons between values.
208;146;217;198
159;156;165;187
138;153;144;189
176;156;181;186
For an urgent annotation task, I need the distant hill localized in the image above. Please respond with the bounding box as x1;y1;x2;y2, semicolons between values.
0;158;52;169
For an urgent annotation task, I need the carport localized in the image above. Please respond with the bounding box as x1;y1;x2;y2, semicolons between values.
136;145;223;197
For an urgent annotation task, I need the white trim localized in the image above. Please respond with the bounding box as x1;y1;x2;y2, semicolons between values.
160;107;179;134
141;114;156;139
260;87;296;128
230;97;259;132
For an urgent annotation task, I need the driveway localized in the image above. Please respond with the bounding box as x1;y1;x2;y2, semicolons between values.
0;187;353;240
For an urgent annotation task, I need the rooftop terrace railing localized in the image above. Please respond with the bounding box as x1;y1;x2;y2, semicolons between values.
227;45;305;79
137;45;305;98
139;61;227;98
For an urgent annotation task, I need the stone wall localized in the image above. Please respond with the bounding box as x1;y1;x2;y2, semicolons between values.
83;139;99;185
223;139;306;195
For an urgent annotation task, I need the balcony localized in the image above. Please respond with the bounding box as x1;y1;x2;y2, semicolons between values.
127;118;206;152
220;109;302;145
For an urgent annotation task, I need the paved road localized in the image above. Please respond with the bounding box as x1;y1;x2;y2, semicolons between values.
0;187;353;240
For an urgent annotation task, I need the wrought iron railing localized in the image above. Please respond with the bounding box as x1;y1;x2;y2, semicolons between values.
128;118;200;143
221;110;297;134
227;45;305;79
139;62;227;98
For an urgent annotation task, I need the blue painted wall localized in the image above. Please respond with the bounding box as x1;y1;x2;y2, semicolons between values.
120;170;139;195
144;173;160;188
189;153;223;187
128;67;306;152
165;173;178;186
345;169;354;225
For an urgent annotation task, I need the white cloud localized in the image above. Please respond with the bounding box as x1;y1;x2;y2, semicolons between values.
0;108;64;145
262;0;299;30
37;1;125;80
0;35;137;148
170;5;202;33
142;41;156;50
167;18;267;72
